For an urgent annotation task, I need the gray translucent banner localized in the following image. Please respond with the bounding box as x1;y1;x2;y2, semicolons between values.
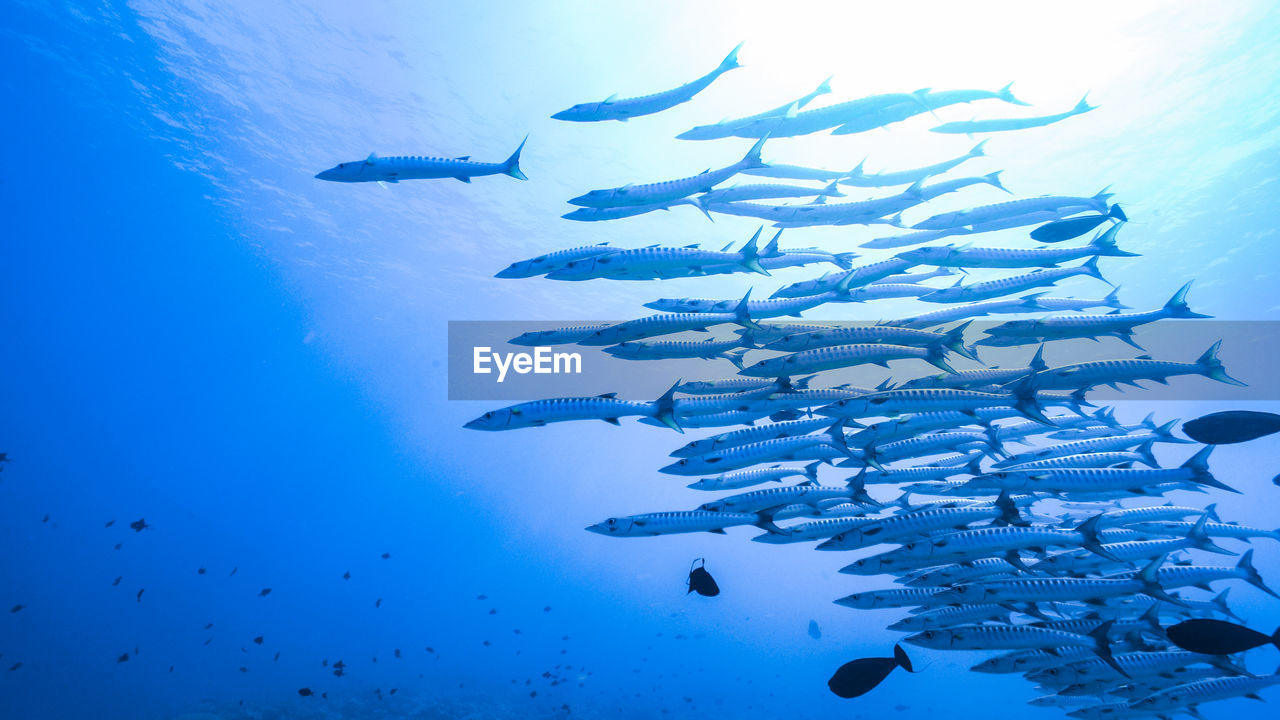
448;320;1275;403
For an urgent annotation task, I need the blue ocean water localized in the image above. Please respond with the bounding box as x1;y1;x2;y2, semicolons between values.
3;2;1280;719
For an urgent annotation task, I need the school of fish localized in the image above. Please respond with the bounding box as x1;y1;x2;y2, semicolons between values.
449;45;1276;715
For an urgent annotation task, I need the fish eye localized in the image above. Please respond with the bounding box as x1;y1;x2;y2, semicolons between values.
483;412;493;419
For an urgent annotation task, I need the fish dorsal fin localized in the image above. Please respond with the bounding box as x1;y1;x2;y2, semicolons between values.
620;183;634;192
454;155;471;161
603;93;618;104
365;153;378;165
597;393;618;399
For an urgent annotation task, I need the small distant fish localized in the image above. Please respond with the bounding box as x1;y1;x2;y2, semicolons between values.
112;577;121;586
808;620;822;639
828;644;915;698
230;567;237;576
9;605;23;614
197;567;206;575
258;588;271;597
930;95;1096;134
477;594;487;600
273;652;279;661
7;663;20;671
1167;618;1280;655
203;623;213;630
238;667;247;673
687;558;721;597
113;543;121;550
343;571;350;580
136;589;144;602
544;606;552;612
42;514;49;523
488;608;497;615
315;138;528;184
381;552;391;559
104;520;114;528
394;648;401;658
129;519;149;532
117;653;129;663
297;688;314;697
375;598;383;608
552;43;741;122
1183;410;1280;445
253;636;263;645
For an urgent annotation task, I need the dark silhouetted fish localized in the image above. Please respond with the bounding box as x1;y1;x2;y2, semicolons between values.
258;588;271;597
808;620;822;639
112;577;121;586
197;567;206;575
129;519;149;532
381;552;391;559
828;644;915;698
298;688;314;697
9;605;23;614
1183;410;1280;445
104;520;114;528
136;589;144;602
687;558;720;597
376;598;383;608
253;636;263;645
343;571;350;580
1030;205;1126;242
1167;618;1280;655
117;653;129;663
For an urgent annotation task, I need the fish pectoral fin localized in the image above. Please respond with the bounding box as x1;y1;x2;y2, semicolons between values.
454;156;471;161
454;176;472;183
707;528;727;535
601;418;621;426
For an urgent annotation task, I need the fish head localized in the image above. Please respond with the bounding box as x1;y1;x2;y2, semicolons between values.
494;261;533;279
552;102;607;122
602;342;641;359
897;247;949;263
585;517;636;535
660;458;697;474
904;629;953;649
1026;665;1075;685
314;160;369;182
463;407;520;431
567;187;619;208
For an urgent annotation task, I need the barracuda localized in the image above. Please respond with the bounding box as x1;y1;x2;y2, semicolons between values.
773;257;916;298
818;498;1020;551
887;603;1010;631
753;514;875;543
698;480;872;515
568;137;767;208
672;417;834;458
1123;520;1280;542
676;76;833;141
686;462;821;491
1002;444;1159;471
1128;671;1280;713
1112;550;1278;597
1019;341;1244;392
769;174;1004;229
696;180;844;207
912;189;1112;230
741;342;956;378
971;647;1098;674
972;447;1237;495
1029;650;1232;688
1029;517;1231;575
898;224;1136;269
604;336;750;367
981;282;1208;348
465;383;683;432
930;95;1096;134
579;291;759;345
1093;504;1222;529
585;509;782;537
549;227;779;280
901;557;1022;587
817;387;1057;426
554;43;741;122
508;323;615;346
316;137;528;183
495;243;614;278
920;258;1109;304
868;518;1119;569
659;421;860;476
834;587;947;610
905;623;1127;677
843;141;987;188
846;408;1011;446
883;294;1049;329
839;282;939;303
676;375;813;395
993;422;1188;467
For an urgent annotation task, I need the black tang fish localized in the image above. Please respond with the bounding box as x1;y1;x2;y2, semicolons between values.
828;644;915;699
687;558;720;597
1167;618;1280;655
1183;411;1280;445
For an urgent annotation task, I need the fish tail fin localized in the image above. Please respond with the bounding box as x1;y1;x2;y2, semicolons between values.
719;42;744;72
652;379;684;434
944;320;979;361
1080;256;1109;284
753;512;785;536
1136;440;1158;468
1196;340;1246;386
502;135;529;180
995;490;1024;527
722;347;749;370
821;180;846;198
1000;82;1031;106
1103;286;1129;310
984;170;1011;194
1074;93;1097;114
739;227;770;276
743;135;769;169
969;139;989;157
832;251;857;270
894;644;916;672
1181;445;1238;493
1164;281;1212;319
1238;550;1280;598
1091;227;1138;257
1109;204;1128;222
1088;621;1129;679
1077;514;1122;562
812;76;834;99
803;461;821;482
1271;627;1280;651
1187;513;1234;555
925;344;956;373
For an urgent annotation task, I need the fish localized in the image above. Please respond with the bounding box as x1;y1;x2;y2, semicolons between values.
1030;205;1128;243
1182;410;1280;445
687;558;720;597
1017;341;1245;392
297;688;314;697
912;189;1112;230
686;463;821;491
676;76;833;141
552;43;741;122
495;243;615;278
696;180;844;207
464;383;683;432
843;141;988;188
586;510;782;537
739;342;957;377
1166;618;1280;655
129;519;149;532
549;227;778;280
930;95;1097;134
897;223;1136;269
919;258;1110;304
827;644;915;698
808;620;822;639
568;137;767;208
315;138;527;183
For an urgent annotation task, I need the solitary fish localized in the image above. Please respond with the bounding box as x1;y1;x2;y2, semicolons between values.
553;44;742;122
808;620;822;639
315;138;528;183
1183;410;1280;445
828;644;915;698
1167;618;1280;655
687;558;720;597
